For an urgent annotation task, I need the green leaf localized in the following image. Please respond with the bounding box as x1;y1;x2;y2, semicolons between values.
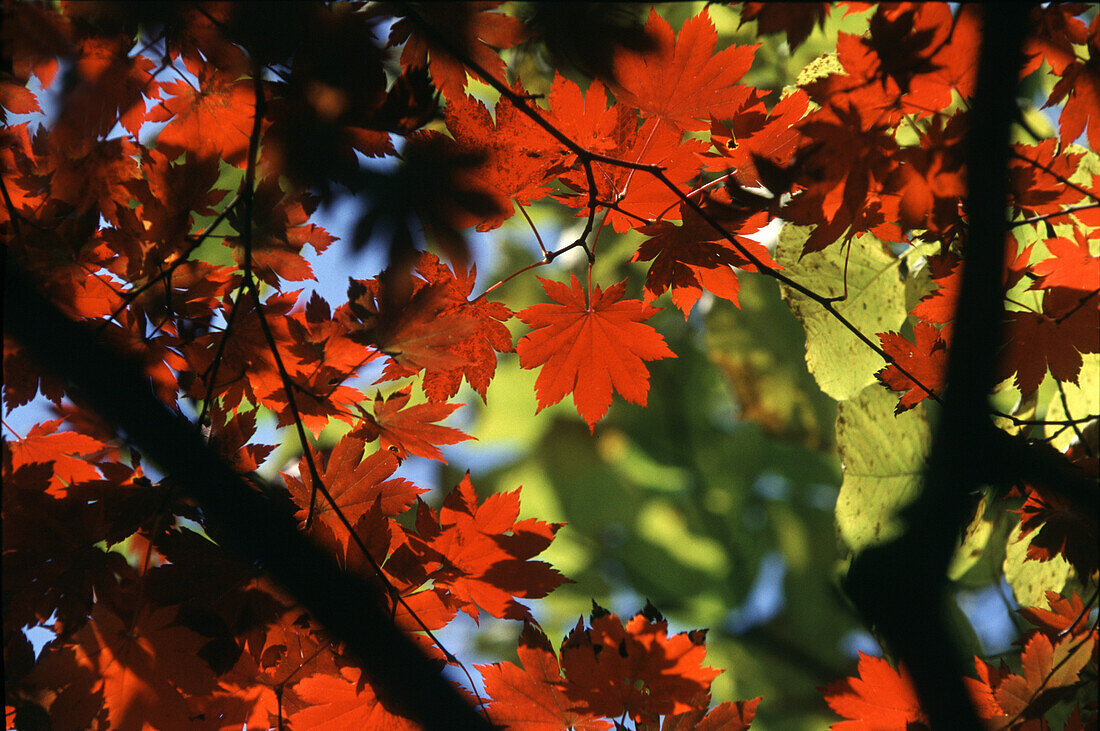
1043;353;1099;451
776;225;907;401
1002;523;1071;608
947;494;996;581
834;383;931;552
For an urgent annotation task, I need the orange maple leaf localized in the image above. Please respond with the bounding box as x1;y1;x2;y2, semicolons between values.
148;52;255;167
662;697;762;730
516;275;676;431
610;8;757;133
635;203;777;318
281;436;424;553
479;622;613;731
820;652;928;730
389;2;529;101
440;85;566;232
1019;590;1096;639
289;666;420;730
993;631;1096;721
352;386;472;463
876;322;948;413
559;604;722;725
1031;233;1100;292
7;419;109;496
412;474;567;621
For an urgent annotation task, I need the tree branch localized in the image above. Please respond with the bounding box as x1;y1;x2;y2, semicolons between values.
2;252;492;730
845;6;1031;728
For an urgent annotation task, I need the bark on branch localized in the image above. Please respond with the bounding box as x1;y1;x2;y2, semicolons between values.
845;5;1031;728
2;252;492;731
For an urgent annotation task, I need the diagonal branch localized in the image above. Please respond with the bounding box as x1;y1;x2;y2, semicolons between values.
2;252;492;730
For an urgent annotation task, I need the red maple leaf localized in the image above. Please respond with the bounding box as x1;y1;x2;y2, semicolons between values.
180;289;299;417
516;275;676;431
478;621;612;731
1019;591;1095;639
289;666;420;730
1031;232;1100;292
273;294;365;439
883;114;967;234
739;3;832;51
343;271;479;376
2;334;68;411
782;103;901;253
148;52;256;167
389;2;530;101
635;204;777;317
811;4;979;125
54;33;158;141
876;322;948;413
1015;484;1098;578
610;8;757;133
907;253;964;328
126;148;228;274
1024;4;1090;78
187;651;280;730
820;652;928;730
208;409;275;473
226;179;336;288
1044;13;1100;151
547;74;633;160
703;88;809;187
559;604;722;726
7;419;109;496
912;240;1036;335
1009;139;1087;219
874;4;981;117
287;291;367;377
441;85;566;232
412;474;567;621
998;288;1099;394
31;605;216;731
662;696;762;730
546;75;708;234
282;436;424;553
341;253;514;401
413;253;515;401
34;135;144;228
577;120;707;234
352;386;473;463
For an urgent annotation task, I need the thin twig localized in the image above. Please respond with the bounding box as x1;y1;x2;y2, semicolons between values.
1010;148;1100;205
1057;380;1090;456
516;202;547;256
197;289;245;429
1011;202;1100;228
